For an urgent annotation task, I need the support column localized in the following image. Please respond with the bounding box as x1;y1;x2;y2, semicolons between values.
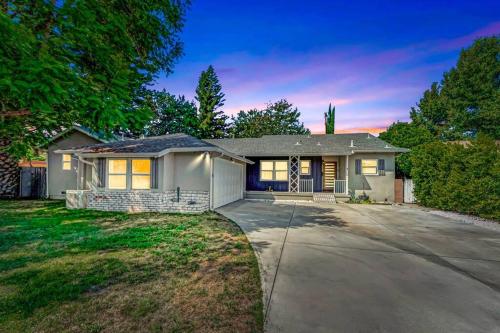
289;155;300;192
345;155;349;195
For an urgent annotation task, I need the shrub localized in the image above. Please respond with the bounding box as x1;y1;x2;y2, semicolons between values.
410;136;500;220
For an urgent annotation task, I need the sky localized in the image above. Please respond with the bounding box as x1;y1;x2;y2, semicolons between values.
155;0;500;134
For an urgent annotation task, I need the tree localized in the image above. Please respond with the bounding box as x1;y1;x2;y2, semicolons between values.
0;1;190;158
410;36;500;140
325;103;335;134
379;122;435;176
230;99;310;138
142;90;199;137
195;65;229;139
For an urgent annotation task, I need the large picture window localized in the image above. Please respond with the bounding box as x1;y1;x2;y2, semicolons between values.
132;159;151;189
108;159;127;189
361;159;378;175
260;160;288;181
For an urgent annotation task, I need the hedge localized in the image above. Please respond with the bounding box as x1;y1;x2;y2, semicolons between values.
410;136;499;220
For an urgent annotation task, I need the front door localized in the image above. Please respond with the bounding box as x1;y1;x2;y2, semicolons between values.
322;161;337;191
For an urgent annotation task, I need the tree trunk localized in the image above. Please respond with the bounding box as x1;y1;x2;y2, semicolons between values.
0;140;20;198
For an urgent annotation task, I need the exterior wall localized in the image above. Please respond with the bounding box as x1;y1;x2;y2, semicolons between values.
171;152;210;191
48;131;102;199
298;156;323;192
348;152;396;202
67;189;209;213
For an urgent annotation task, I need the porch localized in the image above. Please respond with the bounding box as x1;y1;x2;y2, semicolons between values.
245;155;350;198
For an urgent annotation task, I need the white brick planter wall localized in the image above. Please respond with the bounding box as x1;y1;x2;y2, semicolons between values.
66;190;209;213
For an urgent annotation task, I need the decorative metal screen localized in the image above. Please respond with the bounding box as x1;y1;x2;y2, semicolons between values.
289;156;300;192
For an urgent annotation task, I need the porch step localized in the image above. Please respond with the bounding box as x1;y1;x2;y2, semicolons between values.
313;192;337;204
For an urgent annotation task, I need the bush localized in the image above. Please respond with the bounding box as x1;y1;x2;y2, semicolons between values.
410;136;500;220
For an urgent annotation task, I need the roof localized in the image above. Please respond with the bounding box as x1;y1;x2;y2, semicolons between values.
46;125;118;145
54;133;254;164
206;133;409;156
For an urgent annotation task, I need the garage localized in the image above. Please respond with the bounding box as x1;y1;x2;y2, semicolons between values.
212;157;244;209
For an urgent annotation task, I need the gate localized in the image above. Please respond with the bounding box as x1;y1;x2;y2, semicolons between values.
19;167;46;198
403;178;415;203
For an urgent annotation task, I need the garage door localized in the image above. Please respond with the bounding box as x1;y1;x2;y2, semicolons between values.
213;157;244;209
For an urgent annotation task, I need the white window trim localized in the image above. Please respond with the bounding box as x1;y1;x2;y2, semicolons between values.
62;154;72;171
106;158;153;191
131;159;151;190
260;160;289;182
300;160;311;175
107;158;128;190
361;159;378;175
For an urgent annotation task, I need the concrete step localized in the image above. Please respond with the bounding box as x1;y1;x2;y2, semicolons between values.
313;192;337;204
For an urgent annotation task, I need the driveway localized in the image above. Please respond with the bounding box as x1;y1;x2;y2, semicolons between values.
217;200;500;333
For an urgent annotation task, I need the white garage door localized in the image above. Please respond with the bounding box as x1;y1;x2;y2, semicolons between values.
213;157;244;209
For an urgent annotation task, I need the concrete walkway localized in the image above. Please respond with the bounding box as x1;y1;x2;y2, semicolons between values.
217;200;500;333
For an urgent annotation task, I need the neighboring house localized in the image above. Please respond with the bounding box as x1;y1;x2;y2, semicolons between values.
56;133;407;213
47;125;113;199
55;134;252;213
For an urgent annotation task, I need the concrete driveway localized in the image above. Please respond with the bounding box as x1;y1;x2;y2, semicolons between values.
217;200;500;333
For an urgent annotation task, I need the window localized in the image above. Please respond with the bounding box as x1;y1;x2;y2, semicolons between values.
260;160;288;181
132;159;151;190
108;159;127;189
361;159;378;175
300;160;311;175
62;154;72;170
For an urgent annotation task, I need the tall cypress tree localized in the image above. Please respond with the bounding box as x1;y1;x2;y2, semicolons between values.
325;103;335;134
195;65;229;138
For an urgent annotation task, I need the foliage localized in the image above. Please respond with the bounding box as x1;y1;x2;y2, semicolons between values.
379;122;435;175
0;200;263;332
0;1;190;159
195;65;229;139
325;103;335;134
410;37;500;140
410;136;500;220
230;99;310;138
142;90;199;137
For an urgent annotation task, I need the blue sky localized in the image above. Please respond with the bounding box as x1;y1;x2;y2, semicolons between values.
155;0;500;134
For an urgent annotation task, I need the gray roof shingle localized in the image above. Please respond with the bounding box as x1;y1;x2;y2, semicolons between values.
70;133;215;154
206;133;408;156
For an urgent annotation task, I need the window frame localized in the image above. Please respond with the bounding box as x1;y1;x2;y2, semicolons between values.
300;160;311;175
62;154;72;171
361;159;378;175
107;159;128;190
131;159;151;190
259;160;289;182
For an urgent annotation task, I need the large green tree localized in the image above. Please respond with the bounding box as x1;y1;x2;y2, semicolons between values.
379;122;435;175
143;90;199;137
0;0;189;158
230;99;310;138
195;65;228;139
410;36;500;140
325;103;335;134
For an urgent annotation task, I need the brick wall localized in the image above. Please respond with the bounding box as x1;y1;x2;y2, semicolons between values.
67;190;209;213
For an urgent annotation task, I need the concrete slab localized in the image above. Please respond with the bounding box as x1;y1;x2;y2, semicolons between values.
217;200;500;333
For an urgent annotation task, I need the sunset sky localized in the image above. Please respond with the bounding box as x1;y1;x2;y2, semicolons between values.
155;1;500;134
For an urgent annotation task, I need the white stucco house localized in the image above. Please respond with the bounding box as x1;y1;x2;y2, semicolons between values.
53;132;407;213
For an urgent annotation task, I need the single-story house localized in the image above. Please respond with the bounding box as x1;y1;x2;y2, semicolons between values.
54;133;407;213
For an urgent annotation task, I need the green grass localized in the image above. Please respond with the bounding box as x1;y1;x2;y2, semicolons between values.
0;200;263;333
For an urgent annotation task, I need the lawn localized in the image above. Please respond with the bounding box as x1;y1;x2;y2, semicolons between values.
0;200;263;333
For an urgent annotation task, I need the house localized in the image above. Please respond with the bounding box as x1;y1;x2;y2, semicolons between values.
208;133;408;202
55;133;407;213
46;125;115;199
55;134;252;212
